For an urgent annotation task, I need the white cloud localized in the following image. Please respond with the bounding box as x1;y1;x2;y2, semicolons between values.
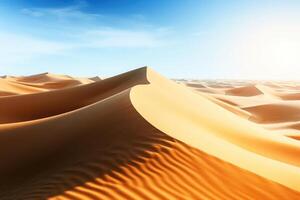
21;0;101;20
0;33;69;67
18;0;171;49
0;26;169;68
21;8;44;17
77;28;168;48
3;0;171;68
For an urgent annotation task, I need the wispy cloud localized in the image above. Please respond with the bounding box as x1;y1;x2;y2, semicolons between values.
0;32;69;67
0;33;68;54
75;28;169;48
19;0;170;48
0;26;169;68
1;0;172;68
21;0;101;20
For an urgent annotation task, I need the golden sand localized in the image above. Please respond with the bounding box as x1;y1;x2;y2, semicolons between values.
0;67;299;199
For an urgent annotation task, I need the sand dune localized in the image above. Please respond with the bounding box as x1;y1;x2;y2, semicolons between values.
1;67;300;199
244;102;300;123
0;73;94;96
225;85;263;97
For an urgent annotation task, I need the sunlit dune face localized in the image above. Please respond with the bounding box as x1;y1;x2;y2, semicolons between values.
232;16;300;79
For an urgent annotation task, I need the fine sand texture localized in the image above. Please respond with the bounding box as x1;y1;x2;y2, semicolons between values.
0;67;300;199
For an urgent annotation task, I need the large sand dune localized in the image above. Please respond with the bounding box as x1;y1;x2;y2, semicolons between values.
1;67;300;199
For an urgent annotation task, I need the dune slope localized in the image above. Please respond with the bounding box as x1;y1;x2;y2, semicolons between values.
0;67;300;200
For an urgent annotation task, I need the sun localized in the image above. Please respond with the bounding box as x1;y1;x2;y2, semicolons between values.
232;15;300;79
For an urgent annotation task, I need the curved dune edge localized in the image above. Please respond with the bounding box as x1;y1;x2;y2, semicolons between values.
130;68;300;191
0;68;149;124
225;84;263;96
0;73;94;96
198;92;253;120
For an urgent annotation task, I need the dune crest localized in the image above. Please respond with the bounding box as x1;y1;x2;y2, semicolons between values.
1;67;300;199
0;73;94;96
131;68;300;190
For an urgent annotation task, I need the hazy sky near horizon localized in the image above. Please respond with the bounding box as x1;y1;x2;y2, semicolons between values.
1;0;300;79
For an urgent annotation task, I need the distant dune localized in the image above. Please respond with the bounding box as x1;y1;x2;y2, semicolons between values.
1;67;300;199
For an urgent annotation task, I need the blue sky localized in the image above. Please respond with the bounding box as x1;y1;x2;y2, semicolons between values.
0;0;300;79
